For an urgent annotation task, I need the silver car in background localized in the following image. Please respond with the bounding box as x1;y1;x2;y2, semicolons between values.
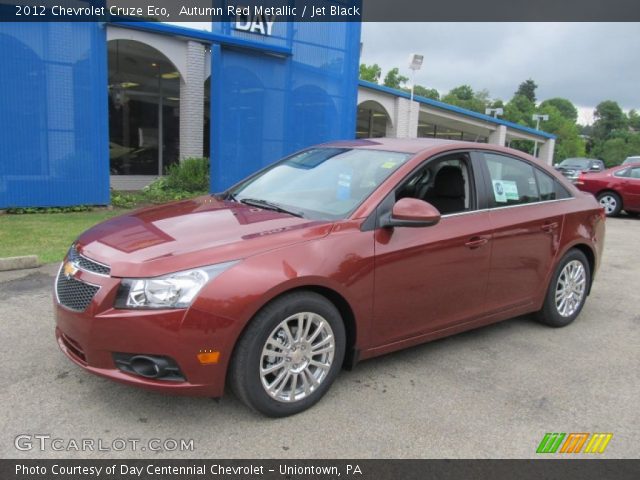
554;157;605;183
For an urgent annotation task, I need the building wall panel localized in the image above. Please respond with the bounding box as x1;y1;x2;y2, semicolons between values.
0;22;109;208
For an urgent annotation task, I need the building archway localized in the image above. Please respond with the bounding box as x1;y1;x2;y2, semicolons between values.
108;39;181;178
356;101;392;138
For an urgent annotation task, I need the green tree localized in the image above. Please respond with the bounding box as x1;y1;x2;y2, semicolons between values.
628;109;640;131
515;79;538;103
413;84;439;100
504;94;536;126
359;63;382;83
536;104;585;161
592;100;627;139
441;85;489;113
539;98;578;123
591;131;640;166
383;67;408;89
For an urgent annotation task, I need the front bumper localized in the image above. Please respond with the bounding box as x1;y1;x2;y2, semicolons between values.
54;265;229;398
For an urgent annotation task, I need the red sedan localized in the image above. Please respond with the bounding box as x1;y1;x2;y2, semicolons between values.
55;139;605;417
576;162;640;216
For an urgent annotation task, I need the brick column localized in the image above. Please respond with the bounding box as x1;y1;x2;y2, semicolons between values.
392;97;419;138
488;125;507;146
179;41;206;160
538;138;556;165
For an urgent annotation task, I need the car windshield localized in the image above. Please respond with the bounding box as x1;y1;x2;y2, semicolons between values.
229;148;411;220
623;157;640;164
559;158;590;169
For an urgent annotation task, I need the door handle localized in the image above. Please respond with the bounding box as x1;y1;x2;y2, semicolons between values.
541;221;559;233
465;236;489;249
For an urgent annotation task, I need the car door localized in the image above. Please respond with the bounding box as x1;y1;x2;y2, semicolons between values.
620;167;640;210
371;151;493;345
479;152;566;313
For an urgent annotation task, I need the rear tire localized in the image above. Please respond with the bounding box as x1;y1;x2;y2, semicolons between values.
535;249;591;328
597;191;622;217
229;291;345;417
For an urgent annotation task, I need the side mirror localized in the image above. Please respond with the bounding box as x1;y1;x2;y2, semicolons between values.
380;198;441;228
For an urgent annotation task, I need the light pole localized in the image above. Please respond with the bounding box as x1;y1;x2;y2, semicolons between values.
408;53;423;137
485;108;503;118
532;114;549;158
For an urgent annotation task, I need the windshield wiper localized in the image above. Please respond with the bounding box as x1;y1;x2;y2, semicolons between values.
239;198;304;218
224;192;238;202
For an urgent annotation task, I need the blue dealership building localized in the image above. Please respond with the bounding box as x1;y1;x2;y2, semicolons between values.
0;15;555;209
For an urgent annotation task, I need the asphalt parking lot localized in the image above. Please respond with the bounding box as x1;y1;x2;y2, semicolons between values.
1;216;638;459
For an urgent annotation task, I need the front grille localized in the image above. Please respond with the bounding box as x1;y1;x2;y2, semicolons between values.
68;247;110;276
56;271;100;312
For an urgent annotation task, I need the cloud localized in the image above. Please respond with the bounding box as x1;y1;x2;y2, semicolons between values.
361;23;640;123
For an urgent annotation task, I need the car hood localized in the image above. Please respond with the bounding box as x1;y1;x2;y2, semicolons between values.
75;196;333;277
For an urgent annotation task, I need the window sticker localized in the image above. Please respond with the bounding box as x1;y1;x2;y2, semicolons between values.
380;161;398;169
492;180;519;203
336;172;352;200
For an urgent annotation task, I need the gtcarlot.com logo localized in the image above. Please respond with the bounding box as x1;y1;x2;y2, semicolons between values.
536;432;613;454
14;434;195;452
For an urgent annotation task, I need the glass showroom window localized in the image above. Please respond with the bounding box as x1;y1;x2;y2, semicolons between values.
108;40;180;175
356;101;390;138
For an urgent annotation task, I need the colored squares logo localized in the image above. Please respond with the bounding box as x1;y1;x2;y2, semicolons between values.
537;433;612;454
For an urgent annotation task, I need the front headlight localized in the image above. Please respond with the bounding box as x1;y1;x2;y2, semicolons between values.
115;261;238;309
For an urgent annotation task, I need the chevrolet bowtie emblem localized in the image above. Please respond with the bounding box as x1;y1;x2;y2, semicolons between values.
63;261;78;279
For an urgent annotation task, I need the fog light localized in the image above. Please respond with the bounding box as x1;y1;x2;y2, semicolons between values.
112;353;185;382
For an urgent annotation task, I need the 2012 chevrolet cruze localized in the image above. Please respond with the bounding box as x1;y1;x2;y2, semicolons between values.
55;138;605;417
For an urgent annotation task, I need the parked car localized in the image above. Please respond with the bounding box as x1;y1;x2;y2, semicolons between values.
576;163;640;216
54;139;605;417
554;157;605;183
622;156;640;165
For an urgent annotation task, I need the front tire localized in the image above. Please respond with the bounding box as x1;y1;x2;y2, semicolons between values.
229;291;345;417
535;249;591;328
597;191;622;217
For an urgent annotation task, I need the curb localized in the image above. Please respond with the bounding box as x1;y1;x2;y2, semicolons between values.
0;255;40;272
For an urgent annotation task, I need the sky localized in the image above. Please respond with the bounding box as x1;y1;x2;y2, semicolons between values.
361;23;640;125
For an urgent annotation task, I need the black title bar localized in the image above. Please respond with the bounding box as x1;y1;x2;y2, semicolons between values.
0;0;639;22
2;459;640;480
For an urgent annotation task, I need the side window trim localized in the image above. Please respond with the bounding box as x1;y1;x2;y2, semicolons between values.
470;150;492;210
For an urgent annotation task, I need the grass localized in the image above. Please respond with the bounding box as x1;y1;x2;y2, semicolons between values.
0;209;127;264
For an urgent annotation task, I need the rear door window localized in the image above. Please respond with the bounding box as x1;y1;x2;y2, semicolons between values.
483;153;540;207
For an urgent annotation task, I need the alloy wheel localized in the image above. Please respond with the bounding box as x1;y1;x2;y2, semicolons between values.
260;312;335;403
555;260;587;317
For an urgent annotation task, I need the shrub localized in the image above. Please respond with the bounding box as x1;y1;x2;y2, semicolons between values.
6;205;92;214
164;157;210;192
110;190;140;209
140;158;210;204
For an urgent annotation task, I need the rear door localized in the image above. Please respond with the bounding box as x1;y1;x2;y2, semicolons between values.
479;152;568;313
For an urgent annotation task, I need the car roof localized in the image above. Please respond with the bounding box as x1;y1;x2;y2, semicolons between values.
561;157;600;162
318;137;511;155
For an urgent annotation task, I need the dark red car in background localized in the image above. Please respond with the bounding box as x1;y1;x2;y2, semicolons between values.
54;139;605;417
576;162;640;217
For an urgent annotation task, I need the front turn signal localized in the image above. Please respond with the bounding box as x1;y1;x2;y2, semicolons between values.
197;350;220;364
